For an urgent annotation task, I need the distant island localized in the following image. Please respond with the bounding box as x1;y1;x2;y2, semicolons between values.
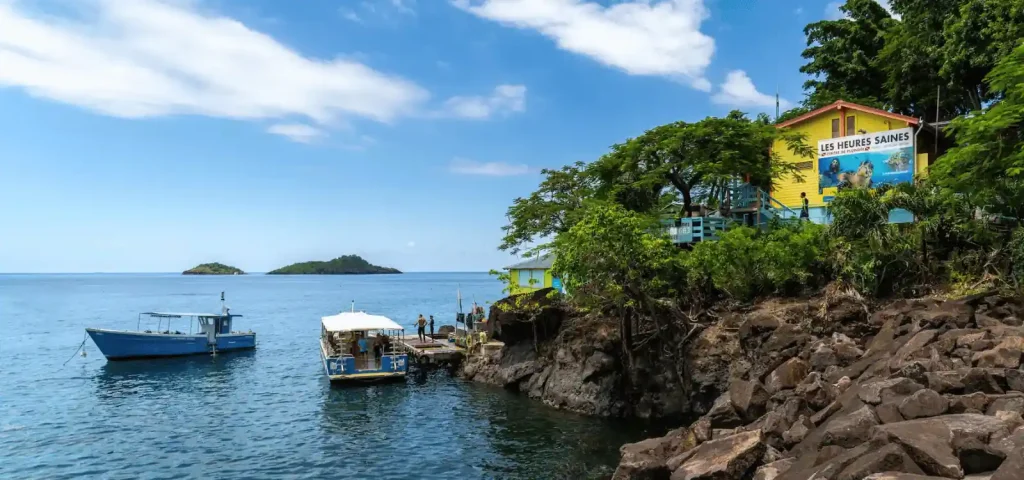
183;263;245;275
267;255;401;275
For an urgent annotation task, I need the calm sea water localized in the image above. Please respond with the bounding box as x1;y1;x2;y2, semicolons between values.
0;273;651;479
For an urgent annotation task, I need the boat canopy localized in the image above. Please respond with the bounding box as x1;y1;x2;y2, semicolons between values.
142;312;241;318
321;312;403;333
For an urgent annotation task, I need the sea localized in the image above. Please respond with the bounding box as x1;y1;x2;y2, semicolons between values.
0;273;655;479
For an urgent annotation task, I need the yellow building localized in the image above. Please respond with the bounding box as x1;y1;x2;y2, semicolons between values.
505;254;564;296
772;100;932;223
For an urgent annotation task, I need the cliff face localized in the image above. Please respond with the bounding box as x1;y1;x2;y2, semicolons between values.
612;292;1024;480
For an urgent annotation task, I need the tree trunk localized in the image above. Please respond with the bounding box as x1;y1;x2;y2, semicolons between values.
682;188;693;218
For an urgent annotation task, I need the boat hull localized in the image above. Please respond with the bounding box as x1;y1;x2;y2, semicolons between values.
86;328;255;360
320;344;407;384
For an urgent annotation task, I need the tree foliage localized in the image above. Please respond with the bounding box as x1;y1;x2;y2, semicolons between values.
933;42;1024;221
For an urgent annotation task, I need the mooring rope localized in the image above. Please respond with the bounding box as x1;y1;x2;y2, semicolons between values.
62;332;88;367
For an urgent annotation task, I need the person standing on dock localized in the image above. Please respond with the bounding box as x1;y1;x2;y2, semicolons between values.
416;314;427;342
428;315;435;342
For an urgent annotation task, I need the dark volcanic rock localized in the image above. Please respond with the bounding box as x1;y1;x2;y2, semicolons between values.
953;436;1005;474
898;389;949;420
615;427;700;480
836;443;925;480
730;379;770;422
707;391;745;429
822;404;879;448
873;419;962;479
766;358;810;395
670;430;766;480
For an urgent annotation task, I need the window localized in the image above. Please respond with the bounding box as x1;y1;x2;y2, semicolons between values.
846;116;856;136
518;269;543;287
831;119;840;138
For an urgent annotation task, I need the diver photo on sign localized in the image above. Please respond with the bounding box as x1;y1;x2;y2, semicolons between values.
817;127;914;194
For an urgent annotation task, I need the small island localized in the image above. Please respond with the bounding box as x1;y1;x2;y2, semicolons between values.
182;263;245;275
267;255;401;275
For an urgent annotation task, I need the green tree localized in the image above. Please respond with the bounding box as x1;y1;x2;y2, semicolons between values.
933;42;1024;221
499;162;596;254
550;202;688;369
799;0;894;109
592;112;811;218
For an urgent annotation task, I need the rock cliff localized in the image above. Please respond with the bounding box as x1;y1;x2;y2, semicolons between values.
612;292;1024;480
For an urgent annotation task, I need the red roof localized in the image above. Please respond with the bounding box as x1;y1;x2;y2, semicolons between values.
775;100;919;128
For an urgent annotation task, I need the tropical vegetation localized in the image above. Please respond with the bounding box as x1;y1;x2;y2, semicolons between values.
267;255;400;275
495;0;1024;362
182;263;244;275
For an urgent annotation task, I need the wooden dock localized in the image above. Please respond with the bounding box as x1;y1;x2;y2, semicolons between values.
398;338;464;368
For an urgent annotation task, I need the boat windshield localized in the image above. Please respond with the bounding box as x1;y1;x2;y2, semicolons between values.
136;312;239;335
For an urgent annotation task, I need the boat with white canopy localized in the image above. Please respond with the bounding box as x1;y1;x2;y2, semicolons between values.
320;307;408;383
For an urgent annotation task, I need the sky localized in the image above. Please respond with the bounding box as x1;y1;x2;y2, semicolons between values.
0;0;890;273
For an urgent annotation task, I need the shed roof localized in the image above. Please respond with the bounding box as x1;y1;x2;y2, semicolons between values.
505;254;554;270
775;100;920;129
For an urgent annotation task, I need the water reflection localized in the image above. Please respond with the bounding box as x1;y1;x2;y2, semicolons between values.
92;351;254;400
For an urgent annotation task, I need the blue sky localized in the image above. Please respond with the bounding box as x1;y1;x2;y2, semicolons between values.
0;0;887;273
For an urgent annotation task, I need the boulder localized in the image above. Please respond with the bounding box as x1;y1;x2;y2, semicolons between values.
927;371;966;393
1006;369;1024;392
898;360;934;386
898;389;949;420
973;346;1023;369
836;443;926;480
692;417;712;443
706;392;745;429
873;419;962;479
953;436;1005;475
991;426;1024;457
876;402;906;424
730;380;770;422
811;400;842;426
987;395;1024;416
822;405;880;448
782;415;813;447
762;325;810;354
889;330;940;370
864;474;963;480
615;427;700;480
962;368;1005;394
859;378;925;405
947;392;991;414
833;340;865;364
957;332;989;348
990;448;1024;480
811;345;839;371
671;430;766;480
795;376;838;410
753;458;794;480
766;358;810;394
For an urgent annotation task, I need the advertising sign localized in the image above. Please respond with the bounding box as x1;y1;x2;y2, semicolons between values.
818;127;914;199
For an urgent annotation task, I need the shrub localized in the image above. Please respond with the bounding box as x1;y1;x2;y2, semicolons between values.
683;220;826;301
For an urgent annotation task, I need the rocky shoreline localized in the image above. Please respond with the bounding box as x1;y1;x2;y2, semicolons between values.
613;292;1024;480
459;290;1024;479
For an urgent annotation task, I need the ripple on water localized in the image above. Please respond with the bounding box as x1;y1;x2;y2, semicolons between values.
0;274;659;479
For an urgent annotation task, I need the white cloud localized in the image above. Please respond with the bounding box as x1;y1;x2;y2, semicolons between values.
0;0;520;141
390;0;416;15
267;123;324;143
341;9;364;23
441;84;526;119
452;0;715;91
711;70;790;110
449;158;530;176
